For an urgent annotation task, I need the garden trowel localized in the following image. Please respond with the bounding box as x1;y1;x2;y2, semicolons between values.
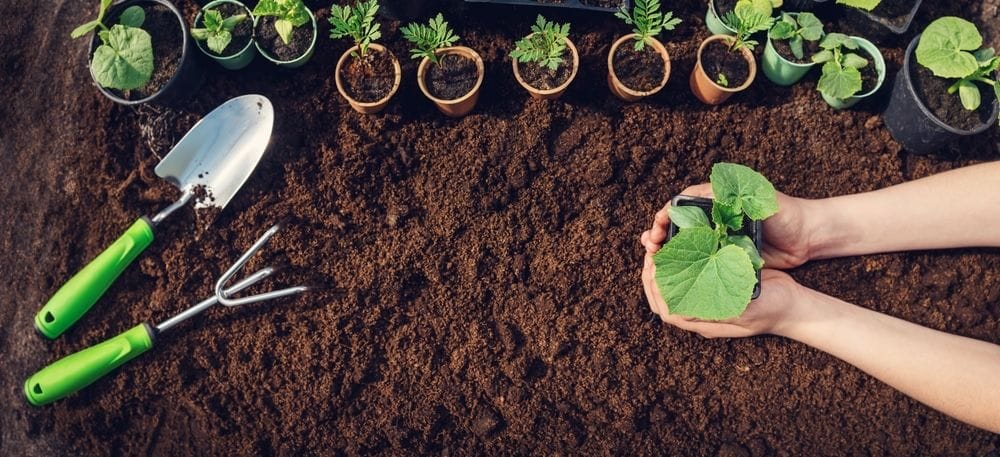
34;94;274;339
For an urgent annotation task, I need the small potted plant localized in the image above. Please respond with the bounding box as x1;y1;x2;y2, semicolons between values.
690;0;773;105
812;33;885;109
705;0;778;36
762;12;824;86
654;163;778;319
71;0;202;105
607;0;682;102
884;17;999;155
511;15;578;100
253;0;317;68
191;0;255;70
331;0;401;114
403;13;484;117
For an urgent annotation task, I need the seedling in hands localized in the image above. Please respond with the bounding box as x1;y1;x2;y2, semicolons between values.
191;8;247;55
835;0;881;11
614;0;682;51
768;12;824;60
812;33;869;100
653;163;779;320
401;13;459;64
722;0;775;52
329;0;381;58
253;0;311;45
71;0;153;91
510;15;570;71
915;16;1000;119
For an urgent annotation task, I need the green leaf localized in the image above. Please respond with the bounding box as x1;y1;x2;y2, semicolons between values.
91;24;153;90
835;0;881;11
723;235;764;270
811;49;833;63
797;12;824;41
916;16;983;78
818;61;863;99
957;80;981;110
842;52;869;69
710;163;779;221
118;5;145;28
819;32;849;50
402;12;459;62
190;28;210;41
790;36;804;60
71;20;102;39
206;30;232;54
973;48;995;64
221;14;247;31
203;9;223;29
653;227;757;320
712;201;743;231
769;21;795;40
275;18;293;45
669;206;711;229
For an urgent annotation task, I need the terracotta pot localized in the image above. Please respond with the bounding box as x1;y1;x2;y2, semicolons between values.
607;34;671;102
512;35;579;100
690;35;757;105
335;44;402;114
417;46;485;117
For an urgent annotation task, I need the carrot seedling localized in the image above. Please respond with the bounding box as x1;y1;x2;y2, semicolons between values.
329;0;381;58
614;0;682;51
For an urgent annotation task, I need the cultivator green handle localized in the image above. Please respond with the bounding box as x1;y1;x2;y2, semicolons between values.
34;218;154;339
24;323;155;406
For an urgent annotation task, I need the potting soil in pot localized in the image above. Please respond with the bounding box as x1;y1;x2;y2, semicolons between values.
613;45;665;92
197;3;252;57
713;0;738;17
427;54;478;100
519;56;573;91
910;64;997;131
109;4;182;100
701;40;749;87
341;49;396;103
256;16;311;61
868;0;918;28
773;37;820;64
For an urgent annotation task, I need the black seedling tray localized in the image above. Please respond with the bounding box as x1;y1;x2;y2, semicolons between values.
667;195;763;299
464;0;630;13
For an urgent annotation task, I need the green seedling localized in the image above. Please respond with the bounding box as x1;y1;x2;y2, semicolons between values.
835;0;880;11
253;0;311;45
653;163;778;320
329;0;381;58
191;8;247;55
71;0;153;91
768;12;824;60
614;0;682;52
722;0;775;52
510;15;570;71
717;73;729;87
915;16;999;119
401;13;459;64
812;33;869;100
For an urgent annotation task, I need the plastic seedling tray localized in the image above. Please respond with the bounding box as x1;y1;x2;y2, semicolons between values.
667;195;763;299
464;0;630;13
855;0;923;34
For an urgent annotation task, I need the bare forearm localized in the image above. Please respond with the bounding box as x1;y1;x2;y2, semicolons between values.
777;288;1000;433
805;162;1000;258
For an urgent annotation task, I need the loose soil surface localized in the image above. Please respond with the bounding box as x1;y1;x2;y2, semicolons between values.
426;53;479;100
340;49;397;103
773;37;821;64
870;0;918;28
613;44;666;92
256;16;313;62
2;0;1000;455
518;55;574;91
106;3;183;100
702;40;750;88
911;62;998;131
196;3;252;57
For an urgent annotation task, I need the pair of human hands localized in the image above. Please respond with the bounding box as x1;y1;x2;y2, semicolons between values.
640;184;813;338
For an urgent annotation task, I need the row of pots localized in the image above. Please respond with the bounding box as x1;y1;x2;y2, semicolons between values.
194;0;318;69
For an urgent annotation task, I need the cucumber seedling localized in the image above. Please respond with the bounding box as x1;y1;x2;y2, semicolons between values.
401;13;459;64
253;0;311;45
915;17;999;120
191;8;248;55
769;12;824;61
653;163;778;320
614;0;682;51
71;0;153;91
510;15;571;71
329;0;381;58
812;33;869;100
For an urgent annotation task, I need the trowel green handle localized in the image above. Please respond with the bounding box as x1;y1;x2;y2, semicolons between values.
35;218;154;339
24;323;155;406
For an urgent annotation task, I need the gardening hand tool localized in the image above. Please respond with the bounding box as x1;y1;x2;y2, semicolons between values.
34;95;274;340
24;224;306;406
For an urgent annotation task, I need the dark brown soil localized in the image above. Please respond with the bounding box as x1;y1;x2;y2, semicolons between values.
773;37;821;64
714;0;739;16
518;55;574;91
858;50;880;94
106;3;183;100
702;39;750;88
613;44;666;92
340;49;396;103
3;0;1000;455
195;2;252;57
579;0;625;7
426;53;478;100
911;62;997;131
870;0;918;28
255;15;313;62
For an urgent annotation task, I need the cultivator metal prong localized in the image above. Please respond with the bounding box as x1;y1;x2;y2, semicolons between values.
214;224;309;308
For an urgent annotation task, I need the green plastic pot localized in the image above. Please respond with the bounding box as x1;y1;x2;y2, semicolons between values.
762;34;817;86
705;0;736;36
194;0;256;70
821;36;886;109
254;7;317;68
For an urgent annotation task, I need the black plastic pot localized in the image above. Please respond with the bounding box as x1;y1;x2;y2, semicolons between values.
464;0;630;13
884;35;1000;155
844;0;922;35
88;0;203;106
380;0;431;21
667;196;762;299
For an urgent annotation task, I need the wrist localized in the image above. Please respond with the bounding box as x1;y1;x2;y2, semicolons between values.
771;285;850;342
800;196;854;261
